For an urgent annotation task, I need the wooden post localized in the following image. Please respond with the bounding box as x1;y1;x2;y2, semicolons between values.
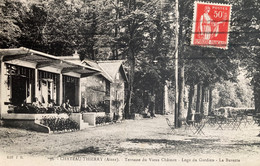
59;74;63;105
0;60;5;117
174;0;179;128
78;78;82;108
34;69;38;100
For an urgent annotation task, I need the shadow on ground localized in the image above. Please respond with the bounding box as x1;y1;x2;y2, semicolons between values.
63;146;126;156
127;138;220;146
62;138;240;156
63;146;105;155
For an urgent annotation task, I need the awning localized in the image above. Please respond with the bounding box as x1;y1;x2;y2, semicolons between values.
0;47;100;77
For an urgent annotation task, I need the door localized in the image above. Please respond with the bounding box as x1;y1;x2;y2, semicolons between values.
11;76;27;106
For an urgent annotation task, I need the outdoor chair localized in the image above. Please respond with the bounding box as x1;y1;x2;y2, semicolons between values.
216;115;226;130
179;118;194;134
193;117;207;135
241;111;251;126
206;115;217;127
232;114;243;130
245;110;253;125
185;113;207;135
253;114;260;125
165;118;175;133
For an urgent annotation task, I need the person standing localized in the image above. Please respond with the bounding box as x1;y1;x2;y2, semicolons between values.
199;6;214;40
149;93;155;118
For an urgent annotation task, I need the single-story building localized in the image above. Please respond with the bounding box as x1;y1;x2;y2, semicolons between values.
0;47;100;132
58;52;128;121
83;60;128;121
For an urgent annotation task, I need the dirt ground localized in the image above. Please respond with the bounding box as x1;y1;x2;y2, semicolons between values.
0;115;260;166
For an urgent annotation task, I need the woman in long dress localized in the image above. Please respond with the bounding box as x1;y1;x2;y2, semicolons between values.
200;6;213;40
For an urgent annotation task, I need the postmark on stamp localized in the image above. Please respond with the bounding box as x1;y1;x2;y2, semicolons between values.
191;1;232;49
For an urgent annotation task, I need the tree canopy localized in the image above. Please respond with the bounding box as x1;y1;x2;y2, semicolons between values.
0;0;259;117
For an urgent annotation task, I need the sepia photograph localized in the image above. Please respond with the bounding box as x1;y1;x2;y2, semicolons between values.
0;0;259;166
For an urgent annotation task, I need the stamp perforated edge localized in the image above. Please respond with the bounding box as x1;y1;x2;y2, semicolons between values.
191;1;232;50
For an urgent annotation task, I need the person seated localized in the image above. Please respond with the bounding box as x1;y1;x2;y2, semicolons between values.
61;99;72;115
47;99;56;113
31;97;47;113
15;100;30;113
32;97;43;107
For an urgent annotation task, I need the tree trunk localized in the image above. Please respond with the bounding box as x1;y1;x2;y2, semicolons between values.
200;85;205;115
155;87;164;115
195;83;202;122
187;84;195;122
254;74;260;114
127;49;135;118
178;66;185;127
208;87;213;114
195;83;201;113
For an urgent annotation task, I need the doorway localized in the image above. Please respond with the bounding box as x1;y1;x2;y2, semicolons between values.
63;76;79;106
11;76;27;106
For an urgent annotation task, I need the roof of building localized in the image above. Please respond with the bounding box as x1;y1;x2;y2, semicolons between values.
97;60;128;82
82;60;128;83
0;47;101;77
83;59;113;82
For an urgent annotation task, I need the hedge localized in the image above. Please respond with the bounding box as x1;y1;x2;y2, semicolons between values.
40;117;79;132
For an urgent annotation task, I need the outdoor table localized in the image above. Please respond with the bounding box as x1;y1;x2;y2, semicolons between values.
224;112;238;129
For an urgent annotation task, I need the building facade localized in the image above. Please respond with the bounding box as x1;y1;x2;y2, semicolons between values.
0;47;100;132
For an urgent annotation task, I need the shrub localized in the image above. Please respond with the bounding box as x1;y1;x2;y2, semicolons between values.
95;116;112;125
40;117;79;132
105;116;112;123
131;94;145;114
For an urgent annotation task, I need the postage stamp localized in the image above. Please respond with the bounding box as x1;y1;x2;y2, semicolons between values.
191;1;232;49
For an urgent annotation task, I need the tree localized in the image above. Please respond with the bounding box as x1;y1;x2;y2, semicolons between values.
41;0;96;57
175;0;241;124
0;0;25;48
97;0;175;118
17;3;47;51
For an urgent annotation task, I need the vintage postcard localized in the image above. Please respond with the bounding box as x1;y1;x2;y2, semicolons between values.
0;0;259;166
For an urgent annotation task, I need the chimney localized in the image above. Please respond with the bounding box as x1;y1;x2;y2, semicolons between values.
73;50;79;58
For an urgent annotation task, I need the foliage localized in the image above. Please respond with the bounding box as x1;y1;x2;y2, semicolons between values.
81;103;106;113
212;80;254;108
227;0;260;115
131;90;145;114
14;104;48;114
1;0;259;119
0;0;176;117
40;117;79;132
95;116;112;125
39;0;99;57
0;0;25;47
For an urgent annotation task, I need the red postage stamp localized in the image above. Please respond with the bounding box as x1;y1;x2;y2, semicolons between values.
191;2;232;49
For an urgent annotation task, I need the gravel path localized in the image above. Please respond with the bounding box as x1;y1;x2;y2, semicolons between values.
0;115;260;165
